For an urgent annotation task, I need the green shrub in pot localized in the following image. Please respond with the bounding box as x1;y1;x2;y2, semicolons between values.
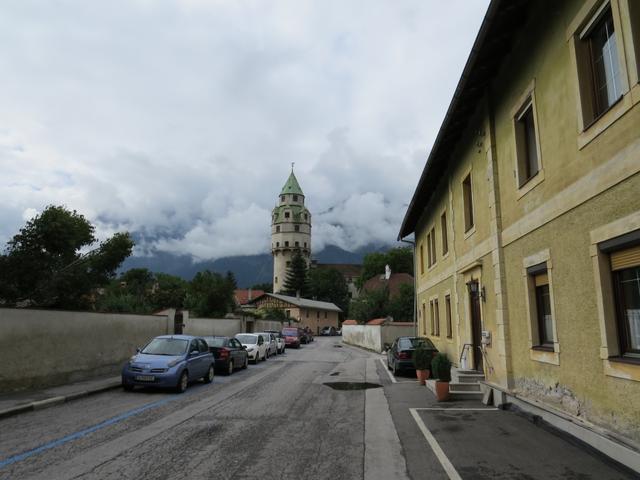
431;353;452;382
412;345;432;371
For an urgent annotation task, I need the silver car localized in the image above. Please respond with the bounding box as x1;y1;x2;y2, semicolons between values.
256;332;278;358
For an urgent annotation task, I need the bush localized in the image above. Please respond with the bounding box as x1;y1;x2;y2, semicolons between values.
431;353;452;382
412;345;432;371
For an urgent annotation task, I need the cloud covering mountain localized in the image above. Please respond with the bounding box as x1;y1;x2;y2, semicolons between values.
0;0;488;261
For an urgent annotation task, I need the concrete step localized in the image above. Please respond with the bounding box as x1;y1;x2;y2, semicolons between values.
449;390;484;401
449;382;481;392
457;373;486;383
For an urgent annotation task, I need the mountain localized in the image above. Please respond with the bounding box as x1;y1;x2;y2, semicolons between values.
119;243;389;287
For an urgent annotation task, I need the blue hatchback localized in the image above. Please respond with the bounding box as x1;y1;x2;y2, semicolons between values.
121;335;215;393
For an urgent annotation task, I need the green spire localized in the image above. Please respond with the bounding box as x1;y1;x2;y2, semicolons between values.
280;170;304;196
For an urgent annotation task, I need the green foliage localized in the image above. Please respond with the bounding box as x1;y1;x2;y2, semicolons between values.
308;268;350;316
349;287;389;323
431;353;452;382
0;205;133;309
281;252;310;297
260;307;286;320
184;270;236;318
412;345;432;371
357;247;413;288
251;282;273;294
387;283;415;322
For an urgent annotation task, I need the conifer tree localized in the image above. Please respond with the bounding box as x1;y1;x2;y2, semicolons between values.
281;252;310;297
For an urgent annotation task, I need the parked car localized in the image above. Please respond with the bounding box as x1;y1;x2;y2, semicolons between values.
264;330;286;354
256;332;278;357
303;327;314;343
122;335;215;393
281;327;303;348
235;333;267;363
386;336;438;376
202;336;249;375
320;326;337;336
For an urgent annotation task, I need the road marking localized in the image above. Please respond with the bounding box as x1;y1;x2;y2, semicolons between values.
378;358;397;383
414;407;499;411
410;408;462;480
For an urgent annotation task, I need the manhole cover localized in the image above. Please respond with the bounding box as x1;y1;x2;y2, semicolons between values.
329;372;340;376
333;345;343;348
323;382;382;391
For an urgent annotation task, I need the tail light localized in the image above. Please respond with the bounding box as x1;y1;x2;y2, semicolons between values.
219;348;230;359
398;351;411;360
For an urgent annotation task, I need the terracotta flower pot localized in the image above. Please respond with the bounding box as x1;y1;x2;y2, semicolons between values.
416;369;430;385
435;380;450;401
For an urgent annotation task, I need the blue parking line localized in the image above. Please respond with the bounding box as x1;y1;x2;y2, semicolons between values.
0;379;220;469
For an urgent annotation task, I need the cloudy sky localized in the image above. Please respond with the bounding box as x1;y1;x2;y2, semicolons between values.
1;0;489;262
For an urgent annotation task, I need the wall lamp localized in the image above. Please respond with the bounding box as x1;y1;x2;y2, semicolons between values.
467;280;486;302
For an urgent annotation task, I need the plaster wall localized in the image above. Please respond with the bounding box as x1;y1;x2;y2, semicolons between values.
342;323;415;353
0;308;170;392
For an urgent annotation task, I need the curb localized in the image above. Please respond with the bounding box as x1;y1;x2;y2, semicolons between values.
0;381;122;420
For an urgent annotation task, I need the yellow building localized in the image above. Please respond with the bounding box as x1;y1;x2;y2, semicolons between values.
399;0;640;462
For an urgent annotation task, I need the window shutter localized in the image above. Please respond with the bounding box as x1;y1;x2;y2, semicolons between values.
611;246;640;271
534;273;549;287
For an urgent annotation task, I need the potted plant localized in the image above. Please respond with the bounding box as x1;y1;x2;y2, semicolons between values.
431;353;452;401
412;345;431;385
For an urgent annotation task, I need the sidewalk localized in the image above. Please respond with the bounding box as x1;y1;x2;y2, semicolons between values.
0;375;121;420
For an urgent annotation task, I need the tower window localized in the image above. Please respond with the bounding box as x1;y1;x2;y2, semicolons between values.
294;225;300;232
276;242;280;247
293;195;298;201
295;241;299;247
285;212;290;219
304;242;307;248
276;226;280;233
275;276;278;284
304;214;308;220
280;195;285;202
285;241;289;247
286;261;291;267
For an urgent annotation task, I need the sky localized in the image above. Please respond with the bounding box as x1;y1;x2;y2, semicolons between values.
1;0;489;262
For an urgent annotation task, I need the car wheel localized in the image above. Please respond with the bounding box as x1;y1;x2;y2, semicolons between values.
176;371;189;393
265;351;269;360
123;383;134;392
387;358;392;371
391;361;400;377
226;360;234;376
203;365;214;383
242;356;248;369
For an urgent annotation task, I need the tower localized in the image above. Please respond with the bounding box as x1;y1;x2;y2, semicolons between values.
271;169;311;293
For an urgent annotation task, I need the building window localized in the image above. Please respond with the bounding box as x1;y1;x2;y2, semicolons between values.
324;312;327;319
285;241;289;247
304;242;307;248
462;173;474;232
430;227;436;266
276;226;280;233
429;301;435;335
434;299;440;336
304;214;308;220
295;225;300;232
526;262;555;349
611;245;640;357
280;195;285;202
514;99;540;187
420;244;425;275
575;4;624;126
445;295;452;338
276;242;280;247
295;241;299;247
441;212;448;256
285;211;290;219
293;195;298;201
285;309;290;317
275;276;278;284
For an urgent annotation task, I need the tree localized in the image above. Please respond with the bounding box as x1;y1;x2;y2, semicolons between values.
281;252;310;297
185;270;236;318
251;282;273;294
387;283;415;322
308;268;350;316
357;247;413;287
0;205;133;309
149;273;187;310
349;287;390;324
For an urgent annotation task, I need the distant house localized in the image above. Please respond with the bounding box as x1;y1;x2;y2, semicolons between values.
362;272;413;299
312;262;363;299
234;289;265;309
249;293;342;334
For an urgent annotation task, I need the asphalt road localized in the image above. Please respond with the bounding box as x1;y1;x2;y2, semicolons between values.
0;337;385;480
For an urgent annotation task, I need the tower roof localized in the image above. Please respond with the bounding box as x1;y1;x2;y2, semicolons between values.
280;171;304;196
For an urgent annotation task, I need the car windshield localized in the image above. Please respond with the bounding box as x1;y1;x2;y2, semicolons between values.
400;337;435;349
236;334;258;345
141;338;189;356
204;337;226;347
282;329;298;336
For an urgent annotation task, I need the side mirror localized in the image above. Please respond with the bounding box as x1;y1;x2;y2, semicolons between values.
190;350;199;356
383;343;391;351
136;347;141;353
242;345;247;350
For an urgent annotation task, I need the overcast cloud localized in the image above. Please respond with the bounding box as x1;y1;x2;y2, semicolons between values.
0;0;489;261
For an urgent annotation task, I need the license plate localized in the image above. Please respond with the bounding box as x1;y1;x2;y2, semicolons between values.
135;375;155;382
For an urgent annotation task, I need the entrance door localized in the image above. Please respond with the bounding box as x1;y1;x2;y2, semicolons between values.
468;280;483;372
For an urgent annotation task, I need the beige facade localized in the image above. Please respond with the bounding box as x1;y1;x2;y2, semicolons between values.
400;0;640;449
251;293;341;334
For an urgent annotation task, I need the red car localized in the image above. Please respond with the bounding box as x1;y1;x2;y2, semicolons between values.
281;327;303;349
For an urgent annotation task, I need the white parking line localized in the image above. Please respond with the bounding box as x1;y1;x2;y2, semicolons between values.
409;407;500;480
378;358;397;383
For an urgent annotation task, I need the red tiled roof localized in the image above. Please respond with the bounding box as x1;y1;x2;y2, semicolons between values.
234;289;265;306
342;319;358;325
366;318;387;325
362;273;413;298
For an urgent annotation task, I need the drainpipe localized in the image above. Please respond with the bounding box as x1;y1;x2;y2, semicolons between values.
399;238;417;336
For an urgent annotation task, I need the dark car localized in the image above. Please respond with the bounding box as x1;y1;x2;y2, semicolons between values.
122;335;215;393
386;336;438;376
303;327;314;343
282;327;303;348
203;336;249;375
